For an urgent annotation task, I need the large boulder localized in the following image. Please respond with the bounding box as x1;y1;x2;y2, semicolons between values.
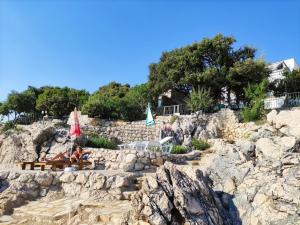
267;109;300;138
131;162;232;225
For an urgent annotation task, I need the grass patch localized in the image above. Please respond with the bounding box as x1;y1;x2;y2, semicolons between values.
171;145;188;154
192;138;210;150
86;134;117;149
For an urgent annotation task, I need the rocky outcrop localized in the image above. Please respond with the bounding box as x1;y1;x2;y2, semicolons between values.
132;162;232;225
91;149;200;172
169;109;258;147
195;135;300;225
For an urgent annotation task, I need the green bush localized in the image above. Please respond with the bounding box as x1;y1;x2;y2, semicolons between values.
2;121;16;131
86;134;117;149
192;139;210;150
1;121;24;134
185;87;214;113
241;80;267;122
171;145;188;154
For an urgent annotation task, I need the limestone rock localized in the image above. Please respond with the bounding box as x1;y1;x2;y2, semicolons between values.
132;162;232;225
59;173;76;183
34;173;53;186
267;109;300;138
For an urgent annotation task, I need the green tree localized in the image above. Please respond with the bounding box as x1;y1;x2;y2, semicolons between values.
82;82;150;121
185;87;214;113
36;87;89;117
123;84;149;120
148;34;269;105
82;82;130;119
5;90;36;120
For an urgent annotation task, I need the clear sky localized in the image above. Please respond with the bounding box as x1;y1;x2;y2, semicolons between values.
1;0;299;101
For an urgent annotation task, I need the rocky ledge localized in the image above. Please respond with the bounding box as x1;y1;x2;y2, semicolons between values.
0;170;138;216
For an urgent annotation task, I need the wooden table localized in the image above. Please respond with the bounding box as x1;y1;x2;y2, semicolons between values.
19;162;46;171
18;161;92;171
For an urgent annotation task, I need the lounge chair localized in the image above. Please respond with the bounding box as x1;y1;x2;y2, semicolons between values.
118;136;173;153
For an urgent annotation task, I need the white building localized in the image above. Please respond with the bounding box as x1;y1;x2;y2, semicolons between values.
268;58;299;82
265;58;299;109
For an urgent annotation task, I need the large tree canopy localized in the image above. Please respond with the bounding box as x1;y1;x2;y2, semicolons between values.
36;87;89;117
82;82;149;121
148;34;270;104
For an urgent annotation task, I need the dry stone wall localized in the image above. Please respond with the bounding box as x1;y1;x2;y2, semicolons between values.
82;116;171;143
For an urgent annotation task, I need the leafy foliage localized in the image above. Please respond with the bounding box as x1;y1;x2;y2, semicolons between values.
0;121;24;134
186;87;214;113
192;139;210;150
1;86;89;121
171;145;188;154
242;80;268;122
36;87;89;117
1;121;16;132
82;82;149;121
86;134;117;149
149;34;269;105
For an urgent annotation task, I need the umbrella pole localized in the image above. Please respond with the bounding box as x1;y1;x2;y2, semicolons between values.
147;126;149;141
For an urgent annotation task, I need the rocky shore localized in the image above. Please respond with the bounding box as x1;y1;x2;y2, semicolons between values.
0;108;299;225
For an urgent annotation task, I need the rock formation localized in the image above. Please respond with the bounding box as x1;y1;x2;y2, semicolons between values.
192;110;300;225
132;162;233;225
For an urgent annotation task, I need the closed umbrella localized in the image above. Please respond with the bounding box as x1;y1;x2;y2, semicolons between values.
68;107;81;160
69;107;81;137
145;103;155;140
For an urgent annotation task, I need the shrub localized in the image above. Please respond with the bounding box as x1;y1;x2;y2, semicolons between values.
186;87;214;113
0;121;24;134
241;80;267;122
86;134;117;149
192;139;210;150
170;115;178;124
171;145;188;154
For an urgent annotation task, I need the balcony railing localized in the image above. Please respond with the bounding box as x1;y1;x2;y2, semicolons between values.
157;104;189;116
264;92;300;109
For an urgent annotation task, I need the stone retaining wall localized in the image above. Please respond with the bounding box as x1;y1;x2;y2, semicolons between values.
81;116;171;143
77;110;255;144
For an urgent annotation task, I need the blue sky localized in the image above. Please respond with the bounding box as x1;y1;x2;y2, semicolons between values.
1;0;299;101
